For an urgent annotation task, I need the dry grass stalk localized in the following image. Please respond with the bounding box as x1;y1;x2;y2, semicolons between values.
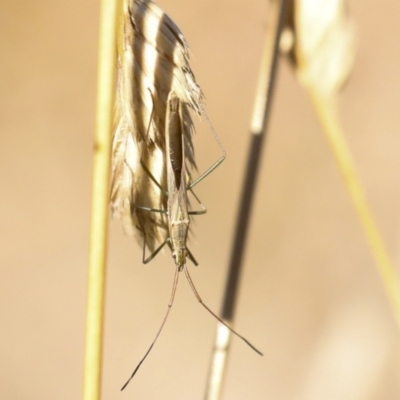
83;1;120;399
291;0;400;328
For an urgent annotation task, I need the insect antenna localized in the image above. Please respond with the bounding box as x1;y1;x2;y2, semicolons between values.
121;265;180;391
183;265;263;356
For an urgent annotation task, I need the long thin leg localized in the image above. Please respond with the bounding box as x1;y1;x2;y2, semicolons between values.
183;265;263;356
188;105;227;189
135;204;167;214
140;159;168;195
136;205;167;264
142;236;170;264
186;247;199;267
188;155;225;190
121;265;180;390
188;188;207;216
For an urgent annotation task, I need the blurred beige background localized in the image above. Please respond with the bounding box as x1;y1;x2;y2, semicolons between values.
1;0;400;399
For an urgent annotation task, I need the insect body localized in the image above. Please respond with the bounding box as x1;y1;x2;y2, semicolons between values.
165;93;190;269
137;91;210;267
113;0;261;392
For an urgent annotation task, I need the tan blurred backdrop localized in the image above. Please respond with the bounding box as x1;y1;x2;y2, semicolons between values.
1;1;400;399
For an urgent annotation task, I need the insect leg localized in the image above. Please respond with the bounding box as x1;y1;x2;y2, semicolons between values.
135;220;169;264
139;159;168;196
186;247;199;266
142;235;170;264
188;154;225;190
135;205;167;214
188;106;227;189
122;157;167;202
188;187;207;216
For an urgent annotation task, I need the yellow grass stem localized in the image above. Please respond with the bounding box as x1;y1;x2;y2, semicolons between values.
83;1;120;399
308;88;400;329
